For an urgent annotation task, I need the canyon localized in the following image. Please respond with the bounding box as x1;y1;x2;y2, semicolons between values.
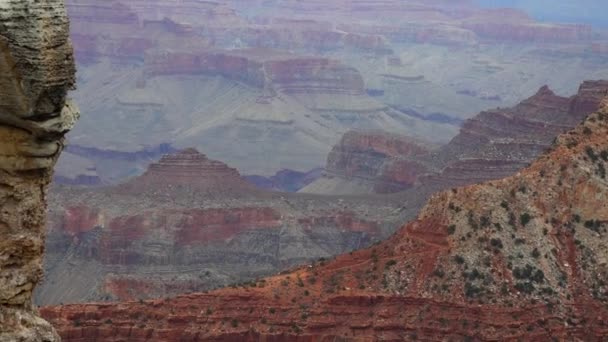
55;0;608;181
37;149;406;305
42;97;608;341
39;81;608;307
304;80;608;195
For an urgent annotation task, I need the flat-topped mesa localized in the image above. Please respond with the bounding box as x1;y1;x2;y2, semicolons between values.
123;148;255;193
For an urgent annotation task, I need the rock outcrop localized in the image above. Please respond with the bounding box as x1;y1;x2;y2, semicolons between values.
422;81;608;190
42;100;608;341
0;0;77;341
301;131;434;194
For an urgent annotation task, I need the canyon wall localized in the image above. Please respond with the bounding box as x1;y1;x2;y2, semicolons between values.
305;81;608;195
37;149;404;305
42;99;608;342
0;0;77;340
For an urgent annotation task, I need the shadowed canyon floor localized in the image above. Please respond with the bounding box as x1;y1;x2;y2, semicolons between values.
42;100;608;341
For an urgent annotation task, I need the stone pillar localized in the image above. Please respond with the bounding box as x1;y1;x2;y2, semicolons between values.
0;1;77;341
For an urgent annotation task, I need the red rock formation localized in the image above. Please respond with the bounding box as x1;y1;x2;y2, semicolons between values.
304;131;433;194
423;81;608;189
173;208;282;246
42;101;608;341
307;81;608;195
265;58;365;95
144;50;266;87
122;148;255;193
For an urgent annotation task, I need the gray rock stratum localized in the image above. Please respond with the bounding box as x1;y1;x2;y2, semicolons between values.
0;0;77;341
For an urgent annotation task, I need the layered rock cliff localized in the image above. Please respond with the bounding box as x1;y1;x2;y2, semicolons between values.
42;100;608;341
306;81;608;195
37;149;404;305
120;148;255;194
56;0;608;179
0;0;77;340
301;131;434;194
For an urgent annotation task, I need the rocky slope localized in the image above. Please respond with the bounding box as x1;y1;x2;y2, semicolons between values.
42;100;608;341
36;149;405;305
305;80;608;195
0;0;77;340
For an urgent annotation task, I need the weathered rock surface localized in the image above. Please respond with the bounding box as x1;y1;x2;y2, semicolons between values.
42;100;608;341
36;149;404;305
0;0;77;340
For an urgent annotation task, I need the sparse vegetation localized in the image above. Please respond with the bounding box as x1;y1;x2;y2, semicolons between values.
586;146;599;162
385;260;397;268
520;213;532;227
453;255;465;264
447;225;456;235
490;238;503;249
583;126;593;135
531;248;541;259
584;220;602;233
500;201;509;210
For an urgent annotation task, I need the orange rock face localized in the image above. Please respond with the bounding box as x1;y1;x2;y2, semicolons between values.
42;102;608;341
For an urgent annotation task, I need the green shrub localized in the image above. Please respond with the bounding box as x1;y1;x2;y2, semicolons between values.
586;146;599;162
385;259;397;268
490;238;503;249
520;213;532;226
447;225;456;235
453;255;465;264
531;248;541;258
